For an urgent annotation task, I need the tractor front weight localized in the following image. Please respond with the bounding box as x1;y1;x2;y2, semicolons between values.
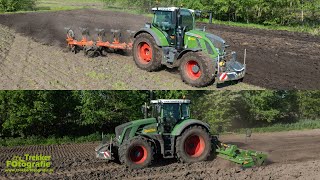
95;136;115;161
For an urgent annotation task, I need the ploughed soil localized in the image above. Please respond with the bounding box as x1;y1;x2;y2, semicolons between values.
1;129;320;179
0;9;319;90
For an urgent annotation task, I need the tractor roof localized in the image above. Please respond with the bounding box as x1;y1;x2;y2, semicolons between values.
152;7;195;13
150;99;191;104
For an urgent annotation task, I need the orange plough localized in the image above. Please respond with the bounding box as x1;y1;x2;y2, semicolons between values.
65;27;135;57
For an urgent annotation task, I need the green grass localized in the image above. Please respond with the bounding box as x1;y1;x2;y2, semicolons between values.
37;0;103;11
200;18;320;36
0;132;114;147
0;0;104;14
234;119;320;134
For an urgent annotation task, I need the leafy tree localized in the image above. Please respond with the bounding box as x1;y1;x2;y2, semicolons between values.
191;91;239;132
297;91;320;119
76;91;148;132
0;90;319;138
102;0;320;26
0;0;37;12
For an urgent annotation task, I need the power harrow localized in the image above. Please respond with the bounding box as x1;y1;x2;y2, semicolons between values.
212;136;267;168
66;27;135;57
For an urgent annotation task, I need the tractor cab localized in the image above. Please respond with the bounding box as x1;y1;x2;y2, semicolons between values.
150;99;191;133
151;7;196;46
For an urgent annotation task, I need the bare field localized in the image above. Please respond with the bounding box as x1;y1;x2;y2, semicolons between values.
1;129;320;179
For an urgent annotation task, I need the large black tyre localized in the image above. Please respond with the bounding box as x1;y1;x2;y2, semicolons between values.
176;126;212;163
179;52;215;87
119;136;153;169
133;33;162;71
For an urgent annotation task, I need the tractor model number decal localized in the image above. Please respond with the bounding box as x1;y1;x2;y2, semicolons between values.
143;128;157;133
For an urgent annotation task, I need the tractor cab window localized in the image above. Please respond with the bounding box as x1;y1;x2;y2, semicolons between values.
180;9;194;32
162;103;180;132
181;103;190;119
153;11;174;31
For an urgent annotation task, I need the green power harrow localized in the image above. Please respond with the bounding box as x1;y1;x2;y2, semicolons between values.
212;137;267;168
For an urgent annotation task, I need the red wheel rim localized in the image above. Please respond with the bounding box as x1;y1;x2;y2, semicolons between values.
185;60;201;80
137;42;152;64
129;145;147;164
184;135;205;157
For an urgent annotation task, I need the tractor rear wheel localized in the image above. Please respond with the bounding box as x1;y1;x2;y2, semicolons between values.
176;126;211;163
119;136;153;169
179;52;215;87
133;33;162;71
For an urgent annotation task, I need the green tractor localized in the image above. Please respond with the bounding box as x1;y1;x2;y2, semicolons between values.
133;7;246;87
95;99;267;169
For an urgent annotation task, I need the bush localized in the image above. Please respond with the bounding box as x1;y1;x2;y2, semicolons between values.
0;0;37;12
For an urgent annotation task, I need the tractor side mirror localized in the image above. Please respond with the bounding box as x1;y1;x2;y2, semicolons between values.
141;103;148;118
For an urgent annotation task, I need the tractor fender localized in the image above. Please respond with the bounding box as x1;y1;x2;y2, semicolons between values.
177;48;202;59
134;28;162;46
171;119;210;136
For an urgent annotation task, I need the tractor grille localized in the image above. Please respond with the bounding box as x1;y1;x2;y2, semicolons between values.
123;127;132;141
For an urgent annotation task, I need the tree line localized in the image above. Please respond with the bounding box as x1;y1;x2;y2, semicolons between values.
0;0;37;12
103;0;320;26
0;91;319;138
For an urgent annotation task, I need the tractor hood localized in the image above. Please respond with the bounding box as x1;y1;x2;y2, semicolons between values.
115;118;157;143
186;30;226;55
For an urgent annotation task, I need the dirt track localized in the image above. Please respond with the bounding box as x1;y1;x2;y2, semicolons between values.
1;129;320;180
0;9;319;90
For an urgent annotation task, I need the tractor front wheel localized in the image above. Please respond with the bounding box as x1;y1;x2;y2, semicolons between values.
133;33;162;71
176;126;211;163
119;136;153;169
179;52;215;87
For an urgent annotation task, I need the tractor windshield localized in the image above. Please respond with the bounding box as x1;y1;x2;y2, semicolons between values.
162;103;190;121
163;103;180;121
153;11;174;31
